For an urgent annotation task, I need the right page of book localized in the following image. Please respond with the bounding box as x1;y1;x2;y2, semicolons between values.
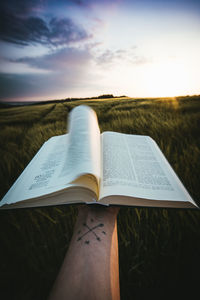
99;132;196;207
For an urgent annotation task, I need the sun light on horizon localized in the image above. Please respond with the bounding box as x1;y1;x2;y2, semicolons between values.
0;0;200;101
136;60;198;98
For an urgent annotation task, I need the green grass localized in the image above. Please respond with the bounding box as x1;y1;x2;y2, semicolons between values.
0;96;200;299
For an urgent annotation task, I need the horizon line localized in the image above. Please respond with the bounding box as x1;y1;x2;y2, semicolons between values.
1;93;200;104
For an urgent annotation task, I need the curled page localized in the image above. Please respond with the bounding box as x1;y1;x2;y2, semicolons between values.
59;105;101;184
0;105;101;207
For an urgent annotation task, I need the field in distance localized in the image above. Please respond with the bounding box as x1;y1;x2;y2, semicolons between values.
0;95;200;299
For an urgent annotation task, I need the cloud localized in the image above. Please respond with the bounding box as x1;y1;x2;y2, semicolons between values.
0;2;91;47
96;49;116;65
48;18;91;46
66;0;120;8
0;14;49;46
8;43;149;76
0;73;38;100
0;0;42;15
95;47;149;66
0;46;93;100
0;69;87;101
10;46;93;72
95;49;130;66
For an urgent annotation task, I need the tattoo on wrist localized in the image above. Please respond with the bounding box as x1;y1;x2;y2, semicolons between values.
77;218;106;245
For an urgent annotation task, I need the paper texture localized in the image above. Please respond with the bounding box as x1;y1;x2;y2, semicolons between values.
0;105;100;206
0;135;66;206
100;132;194;204
60;105;101;182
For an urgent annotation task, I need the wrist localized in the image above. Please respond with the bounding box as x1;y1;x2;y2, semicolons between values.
73;205;118;245
77;205;119;222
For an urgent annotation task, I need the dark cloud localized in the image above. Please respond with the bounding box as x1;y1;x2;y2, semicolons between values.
0;70;84;101
0;0;42;15
0;73;37;99
0;46;93;100
0;1;91;46
0;13;49;46
48;18;91;46
0;0;119;13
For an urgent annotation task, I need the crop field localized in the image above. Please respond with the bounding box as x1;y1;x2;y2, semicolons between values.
0;95;200;299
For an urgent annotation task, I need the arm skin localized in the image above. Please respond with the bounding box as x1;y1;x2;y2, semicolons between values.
48;205;120;300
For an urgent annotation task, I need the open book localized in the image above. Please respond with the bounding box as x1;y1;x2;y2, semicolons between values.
0;105;197;209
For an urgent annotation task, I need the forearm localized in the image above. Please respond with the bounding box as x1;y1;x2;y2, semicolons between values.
49;205;120;300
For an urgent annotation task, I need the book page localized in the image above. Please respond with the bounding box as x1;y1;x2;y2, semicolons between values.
99;132;195;205
59;105;101;183
0;134;98;207
0;105;101;207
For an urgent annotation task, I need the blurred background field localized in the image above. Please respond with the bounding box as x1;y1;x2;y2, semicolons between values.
0;95;200;299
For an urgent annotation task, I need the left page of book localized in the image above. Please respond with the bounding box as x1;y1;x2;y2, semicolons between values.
0;105;101;207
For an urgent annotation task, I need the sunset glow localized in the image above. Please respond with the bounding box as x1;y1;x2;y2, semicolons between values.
138;61;194;98
0;0;200;101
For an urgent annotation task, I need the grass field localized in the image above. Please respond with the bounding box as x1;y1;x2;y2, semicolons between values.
0;95;200;299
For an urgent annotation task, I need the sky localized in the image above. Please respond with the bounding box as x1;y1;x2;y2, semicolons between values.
0;0;200;101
